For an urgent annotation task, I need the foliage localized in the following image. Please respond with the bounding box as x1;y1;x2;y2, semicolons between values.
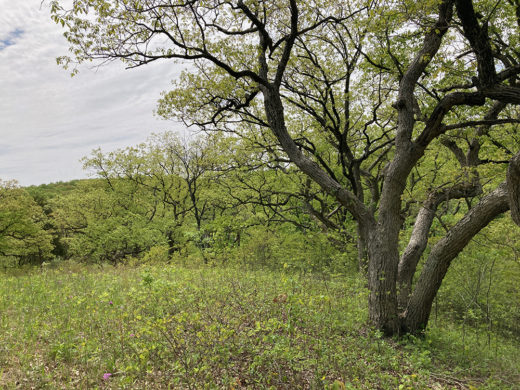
234;225;356;274
50;180;168;263
0;180;53;267
63;131;351;266
438;214;520;340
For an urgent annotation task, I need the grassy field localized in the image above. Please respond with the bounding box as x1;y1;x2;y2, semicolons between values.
0;262;518;389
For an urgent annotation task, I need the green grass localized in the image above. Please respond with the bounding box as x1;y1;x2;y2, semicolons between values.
0;262;518;389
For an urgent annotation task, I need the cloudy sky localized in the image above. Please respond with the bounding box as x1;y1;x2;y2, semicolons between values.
0;0;186;186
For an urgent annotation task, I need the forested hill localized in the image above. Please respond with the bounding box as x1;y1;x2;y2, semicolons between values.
26;179;83;201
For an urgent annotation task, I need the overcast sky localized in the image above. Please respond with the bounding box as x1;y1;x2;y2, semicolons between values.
0;0;186;186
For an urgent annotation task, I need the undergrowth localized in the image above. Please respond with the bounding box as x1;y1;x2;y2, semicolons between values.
0;261;518;389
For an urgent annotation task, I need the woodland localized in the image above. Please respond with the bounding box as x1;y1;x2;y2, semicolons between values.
1;0;520;388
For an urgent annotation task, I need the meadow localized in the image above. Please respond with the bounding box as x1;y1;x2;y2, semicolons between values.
1;261;518;389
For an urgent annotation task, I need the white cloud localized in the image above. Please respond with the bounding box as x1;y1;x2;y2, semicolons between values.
0;0;186;185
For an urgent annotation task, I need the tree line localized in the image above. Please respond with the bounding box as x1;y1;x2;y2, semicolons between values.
3;132;350;269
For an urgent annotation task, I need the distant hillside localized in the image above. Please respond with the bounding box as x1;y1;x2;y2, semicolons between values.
25;179;99;203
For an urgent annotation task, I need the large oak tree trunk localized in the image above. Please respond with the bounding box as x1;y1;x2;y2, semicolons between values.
366;159;410;335
366;230;400;335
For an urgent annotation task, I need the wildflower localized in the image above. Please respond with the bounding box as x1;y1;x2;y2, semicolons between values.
108;301;113;305
129;333;135;337
103;373;112;380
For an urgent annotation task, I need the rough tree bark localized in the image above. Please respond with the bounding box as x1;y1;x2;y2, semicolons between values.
508;153;520;226
366;0;456;335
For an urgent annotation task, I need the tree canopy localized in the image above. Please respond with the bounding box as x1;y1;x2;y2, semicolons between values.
0;180;53;266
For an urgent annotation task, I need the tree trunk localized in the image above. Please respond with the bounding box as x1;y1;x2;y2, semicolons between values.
507;152;520;226
365;169;406;336
397;205;436;310
402;182;509;332
357;224;368;272
367;230;400;336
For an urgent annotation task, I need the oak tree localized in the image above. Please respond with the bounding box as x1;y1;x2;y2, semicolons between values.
51;0;520;335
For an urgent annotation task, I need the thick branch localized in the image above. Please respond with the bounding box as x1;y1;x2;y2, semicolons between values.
403;181;509;332
261;86;374;226
397;180;481;310
507;152;520;226
415;92;485;148
394;0;454;148
455;0;497;87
